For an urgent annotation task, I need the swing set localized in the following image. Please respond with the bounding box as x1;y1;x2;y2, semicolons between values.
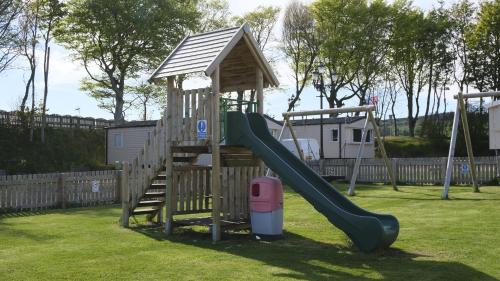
442;91;500;199
276;105;397;196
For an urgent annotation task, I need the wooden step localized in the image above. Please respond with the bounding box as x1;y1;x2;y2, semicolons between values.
173;156;198;163
149;182;166;189
155;173;166;180
132;206;160;215
143;191;166;198
137;199;164;207
172;145;209;154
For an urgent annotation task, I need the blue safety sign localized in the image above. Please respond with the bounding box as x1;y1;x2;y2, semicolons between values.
197;120;207;140
461;163;469;174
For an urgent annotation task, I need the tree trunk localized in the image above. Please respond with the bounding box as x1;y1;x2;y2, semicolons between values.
407;93;415;137
41;46;50;143
391;99;398;136
114;89;125;124
423;59;433;123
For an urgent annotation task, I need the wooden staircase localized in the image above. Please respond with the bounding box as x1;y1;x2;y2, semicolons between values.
122;88;212;226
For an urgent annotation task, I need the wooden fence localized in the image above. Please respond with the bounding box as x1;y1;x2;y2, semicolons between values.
0;110;113;129
307;156;500;185
0;170;121;213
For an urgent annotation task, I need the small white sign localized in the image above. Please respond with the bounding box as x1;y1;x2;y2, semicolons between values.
461;164;470;174
91;180;100;193
197;119;208;140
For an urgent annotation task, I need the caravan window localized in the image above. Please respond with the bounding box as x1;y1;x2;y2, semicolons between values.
113;133;123;148
353;129;372;143
331;129;338;141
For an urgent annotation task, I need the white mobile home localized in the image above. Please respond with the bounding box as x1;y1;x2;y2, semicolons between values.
488;100;500;150
105;121;156;165
105;116;283;165
280;116;375;159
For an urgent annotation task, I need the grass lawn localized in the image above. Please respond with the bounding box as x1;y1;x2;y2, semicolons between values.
1;184;500;280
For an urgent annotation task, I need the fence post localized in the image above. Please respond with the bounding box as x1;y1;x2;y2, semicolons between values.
497;156;500;179
121;163;130;227
57;173;66;209
392;158;398;184
115;170;122;204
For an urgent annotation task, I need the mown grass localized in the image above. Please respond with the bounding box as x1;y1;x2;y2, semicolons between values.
1;184;499;280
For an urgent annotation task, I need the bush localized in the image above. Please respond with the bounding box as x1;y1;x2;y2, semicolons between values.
0;126;109;174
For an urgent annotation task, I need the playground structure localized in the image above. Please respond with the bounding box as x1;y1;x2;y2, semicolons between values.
120;24;399;252
121;24;278;241
443;91;500;199
280;105;397;196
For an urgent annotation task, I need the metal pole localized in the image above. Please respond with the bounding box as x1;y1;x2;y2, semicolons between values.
347;116;369;196
457;91;480;193
319;76;325;160
443;102;461;199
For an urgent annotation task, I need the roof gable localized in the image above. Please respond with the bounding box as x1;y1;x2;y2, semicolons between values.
149;24;279;89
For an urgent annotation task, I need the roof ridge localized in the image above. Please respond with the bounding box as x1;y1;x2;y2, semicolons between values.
188;26;240;38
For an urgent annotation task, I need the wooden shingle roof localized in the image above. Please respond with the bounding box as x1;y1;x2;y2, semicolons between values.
149;24;279;90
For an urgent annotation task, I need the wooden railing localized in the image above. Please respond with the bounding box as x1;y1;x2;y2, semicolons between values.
171;87;212;145
0;110;113;129
123;87;213;213
124;110;168;211
172;166;212;215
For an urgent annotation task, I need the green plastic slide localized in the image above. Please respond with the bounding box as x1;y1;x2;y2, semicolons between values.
225;112;399;252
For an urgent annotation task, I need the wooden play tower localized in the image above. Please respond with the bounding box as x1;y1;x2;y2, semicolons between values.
120;24;279;241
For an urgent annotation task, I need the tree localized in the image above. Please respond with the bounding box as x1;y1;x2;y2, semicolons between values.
17;0;41;141
39;0;64;143
233;6;280;52
449;0;477;92
282;0;318;112
0;0;20;74
422;2;453;124
311;0;368;111
467;0;499;92
233;5;280;107
131;83;164;121
197;0;231;33
348;0;392;110
388;0;428;137
54;0;199;123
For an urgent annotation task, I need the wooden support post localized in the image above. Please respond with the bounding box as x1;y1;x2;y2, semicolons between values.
392;158;398;184
443;103;460;199
285;117;304;161
165;76;175;234
211;66;222;242
368;111;397;191
497;156;500;178
121;163;130;227
347;116;369;196
57;173;66;209
457;91;480;193
256;67;264;114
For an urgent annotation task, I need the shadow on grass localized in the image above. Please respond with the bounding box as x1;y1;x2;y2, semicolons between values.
347;187;500;201
131;226;498;281
0;204;121;218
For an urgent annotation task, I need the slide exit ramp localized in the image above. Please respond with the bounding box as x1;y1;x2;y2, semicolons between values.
225;112;399;252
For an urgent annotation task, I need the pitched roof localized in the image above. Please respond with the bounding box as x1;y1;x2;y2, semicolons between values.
149;24;279;88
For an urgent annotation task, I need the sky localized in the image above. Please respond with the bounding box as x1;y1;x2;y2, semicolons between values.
0;0;482;122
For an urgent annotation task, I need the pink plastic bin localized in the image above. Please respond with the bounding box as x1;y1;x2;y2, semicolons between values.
249;177;283;212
